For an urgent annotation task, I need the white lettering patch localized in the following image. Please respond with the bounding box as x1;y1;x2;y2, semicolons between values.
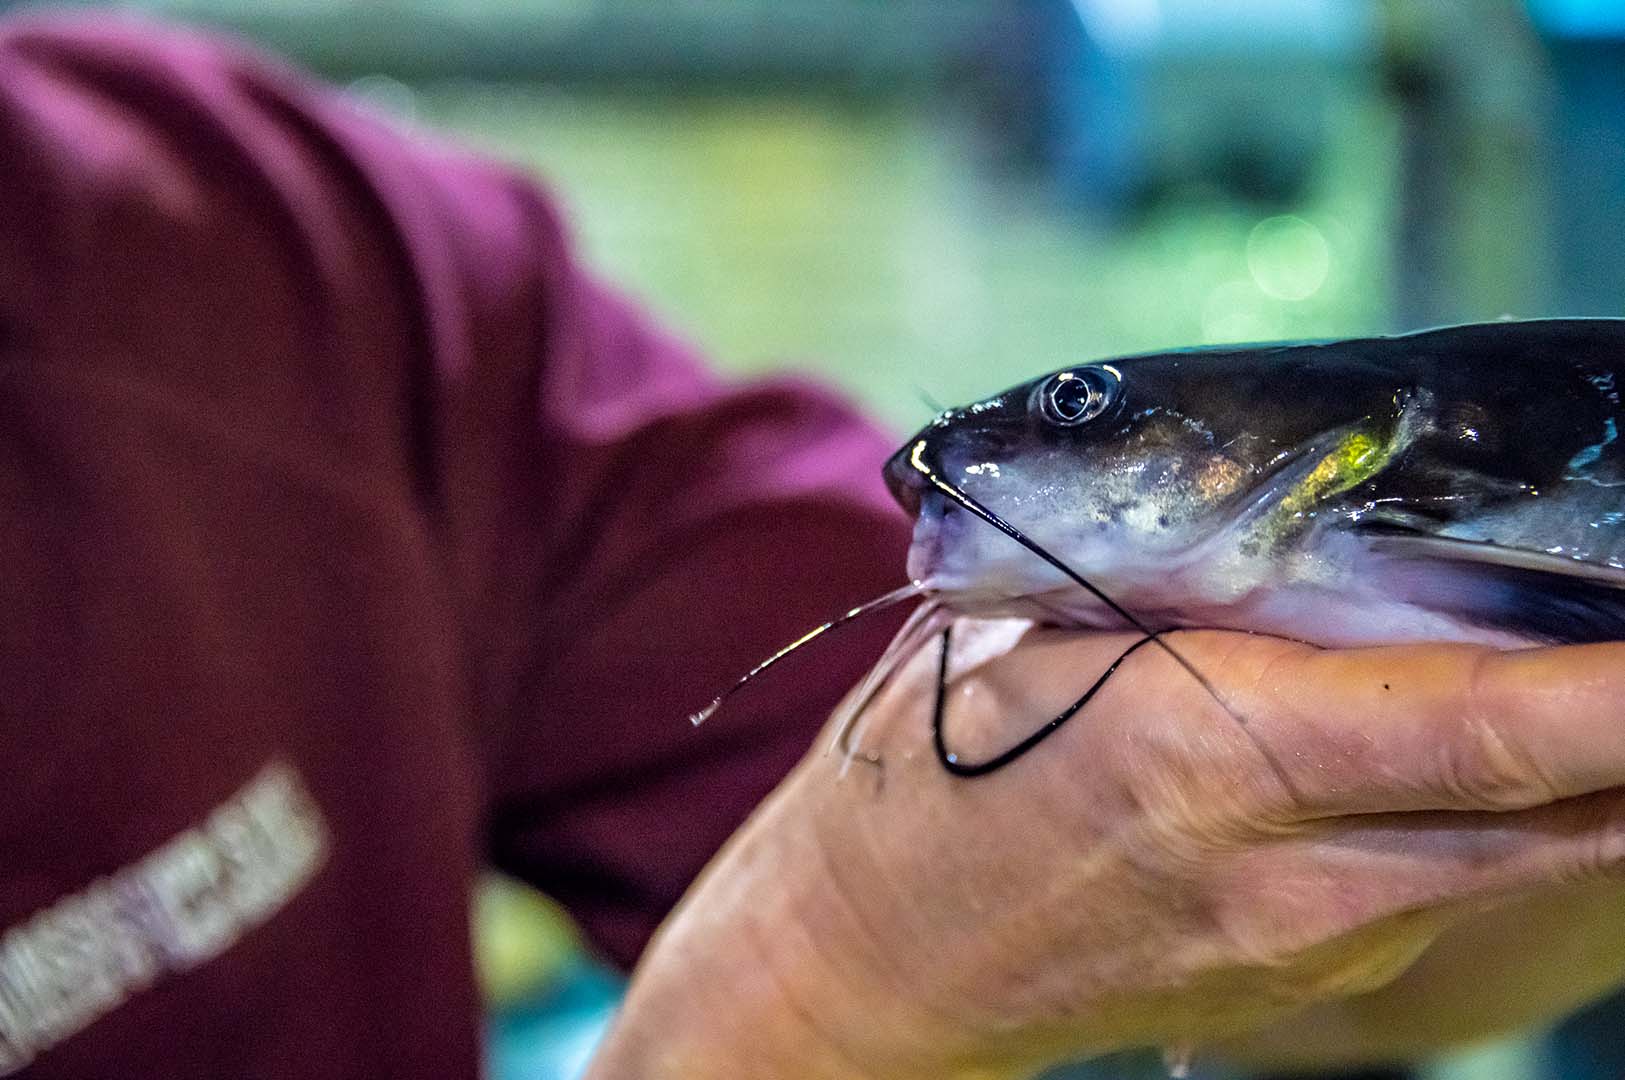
0;760;329;1073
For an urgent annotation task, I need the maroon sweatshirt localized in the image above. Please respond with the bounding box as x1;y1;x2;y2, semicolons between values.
0;15;911;1078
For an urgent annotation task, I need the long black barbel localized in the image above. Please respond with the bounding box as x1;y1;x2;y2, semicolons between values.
932;624;1160;776
690;581;925;726
900;438;1234;718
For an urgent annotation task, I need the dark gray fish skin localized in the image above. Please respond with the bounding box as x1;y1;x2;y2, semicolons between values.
886;319;1625;646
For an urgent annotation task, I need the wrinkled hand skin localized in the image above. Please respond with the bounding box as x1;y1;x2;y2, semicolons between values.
585;624;1625;1080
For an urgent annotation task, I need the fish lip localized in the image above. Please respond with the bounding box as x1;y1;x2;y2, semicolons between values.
905;490;948;583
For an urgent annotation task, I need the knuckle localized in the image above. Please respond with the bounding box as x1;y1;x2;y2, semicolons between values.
1222;733;1309;828
1229;771;1302;832
1436;703;1561;812
1122;733;1298;844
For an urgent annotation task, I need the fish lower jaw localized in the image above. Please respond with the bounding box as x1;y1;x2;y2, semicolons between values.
926;581;1218;632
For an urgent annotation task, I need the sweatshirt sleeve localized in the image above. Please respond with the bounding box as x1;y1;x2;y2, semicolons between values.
0;14;912;972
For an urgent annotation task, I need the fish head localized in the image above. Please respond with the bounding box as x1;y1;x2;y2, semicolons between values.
886;348;1399;620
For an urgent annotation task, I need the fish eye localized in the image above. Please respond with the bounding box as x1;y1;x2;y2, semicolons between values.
1036;368;1119;427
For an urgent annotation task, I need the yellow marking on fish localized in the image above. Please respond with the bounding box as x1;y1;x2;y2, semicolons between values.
1279;431;1391;515
1258;428;1402;548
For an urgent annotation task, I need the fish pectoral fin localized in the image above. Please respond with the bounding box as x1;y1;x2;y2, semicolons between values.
1359;529;1625;644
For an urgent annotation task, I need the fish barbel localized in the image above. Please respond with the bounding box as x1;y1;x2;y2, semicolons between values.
887;319;1625;648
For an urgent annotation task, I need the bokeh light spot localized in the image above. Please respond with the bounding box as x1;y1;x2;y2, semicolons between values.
1246;215;1331;301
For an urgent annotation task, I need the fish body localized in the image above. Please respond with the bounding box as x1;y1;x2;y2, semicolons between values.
885;319;1625;647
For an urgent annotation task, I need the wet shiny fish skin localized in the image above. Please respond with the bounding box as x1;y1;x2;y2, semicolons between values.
886;319;1625;647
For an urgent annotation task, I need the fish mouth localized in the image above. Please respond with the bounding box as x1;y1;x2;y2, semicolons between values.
905;490;951;583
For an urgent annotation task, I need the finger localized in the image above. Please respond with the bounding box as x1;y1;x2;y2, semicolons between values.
893;625;1625;819
1211;637;1625;817
1225;787;1625;947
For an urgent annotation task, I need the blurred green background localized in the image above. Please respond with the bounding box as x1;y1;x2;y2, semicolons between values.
20;1;1624;1078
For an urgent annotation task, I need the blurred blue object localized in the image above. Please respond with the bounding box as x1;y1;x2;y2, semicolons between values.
486;960;622;1080
1528;0;1625;38
1547;989;1625;1080
1532;3;1625;317
1020;0;1376;216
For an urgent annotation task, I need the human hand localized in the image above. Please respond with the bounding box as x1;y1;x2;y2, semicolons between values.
586;622;1625;1080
